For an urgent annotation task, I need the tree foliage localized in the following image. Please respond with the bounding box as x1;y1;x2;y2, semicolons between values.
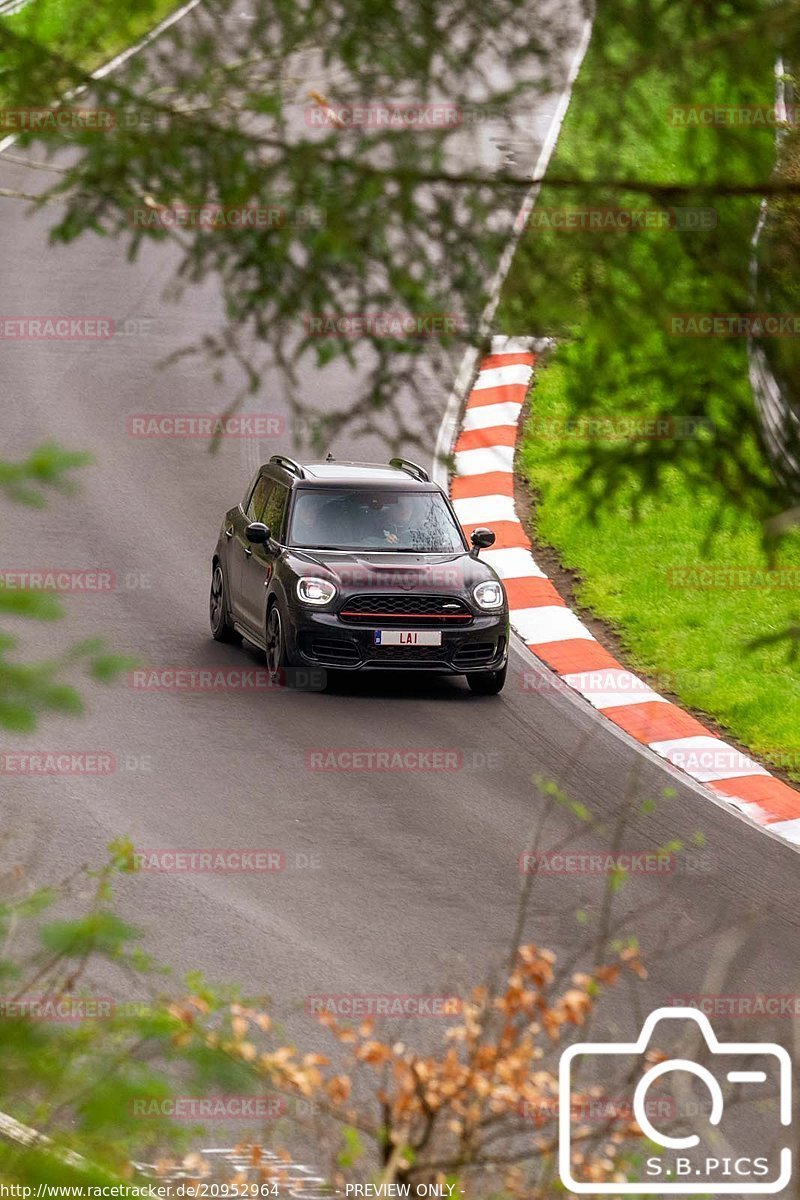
0;447;134;731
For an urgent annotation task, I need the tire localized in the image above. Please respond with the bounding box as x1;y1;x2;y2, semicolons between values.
467;662;507;695
210;563;240;643
265;600;289;684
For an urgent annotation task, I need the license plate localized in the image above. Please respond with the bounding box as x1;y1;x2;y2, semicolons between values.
374;630;442;646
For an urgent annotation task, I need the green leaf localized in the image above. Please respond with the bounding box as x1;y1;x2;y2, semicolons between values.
336;1125;365;1168
39;684;84;714
40;911;142;958
570;801;592;822
88;654;137;682
0;702;37;732
609;866;628;892
13;887;59;918
0;590;64;620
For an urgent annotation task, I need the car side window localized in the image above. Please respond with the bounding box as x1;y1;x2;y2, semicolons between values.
260;482;290;541
245;474;271;522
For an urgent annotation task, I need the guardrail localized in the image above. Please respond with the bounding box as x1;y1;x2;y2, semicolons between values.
748;57;800;498
748;338;800;495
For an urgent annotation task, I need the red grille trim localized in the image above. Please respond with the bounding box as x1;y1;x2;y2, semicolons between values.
340;610;471;620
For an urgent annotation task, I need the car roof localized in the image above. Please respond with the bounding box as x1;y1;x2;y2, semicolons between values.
269;460;439;489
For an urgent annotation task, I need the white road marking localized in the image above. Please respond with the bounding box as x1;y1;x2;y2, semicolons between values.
92;0;204;79
561;669;668;711
452;493;518;523
471;363;533;390
765;817;800;843
482;546;546;578
453;444;515;474
512;604;594;646
462;400;523;429
649;736;769;782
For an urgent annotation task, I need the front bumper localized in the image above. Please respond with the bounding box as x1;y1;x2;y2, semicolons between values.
292;609;509;673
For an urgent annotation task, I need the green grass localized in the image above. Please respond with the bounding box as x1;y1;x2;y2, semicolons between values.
3;0;182;83
498;1;800;780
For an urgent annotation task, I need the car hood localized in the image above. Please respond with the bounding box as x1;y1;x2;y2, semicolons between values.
285;547;500;591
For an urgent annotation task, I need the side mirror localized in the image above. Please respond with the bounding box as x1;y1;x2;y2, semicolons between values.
470;527;496;556
245;522;271;544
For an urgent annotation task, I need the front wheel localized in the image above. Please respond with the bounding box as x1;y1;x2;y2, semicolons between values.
265;602;289;684
210;563;240;643
467;662;507;695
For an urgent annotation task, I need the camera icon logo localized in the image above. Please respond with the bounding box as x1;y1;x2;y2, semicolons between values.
558;1006;791;1193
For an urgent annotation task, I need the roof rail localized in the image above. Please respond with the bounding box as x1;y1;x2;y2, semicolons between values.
389;457;430;483
269;454;306;479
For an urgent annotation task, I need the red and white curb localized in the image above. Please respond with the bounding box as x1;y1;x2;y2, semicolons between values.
450;335;800;847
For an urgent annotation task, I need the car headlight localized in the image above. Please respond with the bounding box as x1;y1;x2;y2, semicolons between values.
472;580;505;611
297;577;337;606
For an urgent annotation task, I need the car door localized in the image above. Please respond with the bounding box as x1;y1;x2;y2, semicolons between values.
230;472;272;628
238;476;290;636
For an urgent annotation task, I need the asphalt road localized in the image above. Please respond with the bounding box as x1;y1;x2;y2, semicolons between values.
0;0;798;1175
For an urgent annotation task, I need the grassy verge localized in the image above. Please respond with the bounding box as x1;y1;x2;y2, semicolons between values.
497;1;800;780
2;0;182;84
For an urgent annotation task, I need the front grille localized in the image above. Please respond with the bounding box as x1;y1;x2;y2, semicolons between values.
369;643;448;661
452;641;496;668
339;594;472;627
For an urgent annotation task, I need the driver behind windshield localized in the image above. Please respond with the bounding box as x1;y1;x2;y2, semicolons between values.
377;493;424;547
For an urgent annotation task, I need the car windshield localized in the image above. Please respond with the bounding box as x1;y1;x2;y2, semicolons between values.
289;488;465;553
